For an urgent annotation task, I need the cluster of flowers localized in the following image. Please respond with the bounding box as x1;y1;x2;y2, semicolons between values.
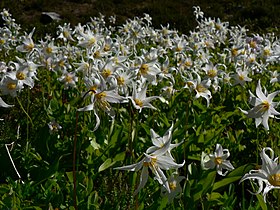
0;6;279;202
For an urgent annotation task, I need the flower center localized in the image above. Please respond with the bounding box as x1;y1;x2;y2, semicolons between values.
231;48;238;57
103;44;110;52
65;75;73;83
239;74;245;81
215;157;223;165
184;61;192;67
264;48;270;56
46;47;53;54
89;86;97;95
196;84;207;93
16;72;26;80
89;37;96;45
140;64;149;75
169;181;177;190
250;41;257;48
24;43;34;51
143;157;157;167
7;82;17;90
134;98;143;107
208;69;217;78
261;100;270;111
269;174;280;186
95;92;107;100
117;77;125;85
102;69;112;78
94;51;101;58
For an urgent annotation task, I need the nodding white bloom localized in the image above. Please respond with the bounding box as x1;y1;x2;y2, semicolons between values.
78;75;127;131
16;28;36;54
240;147;280;202
161;174;185;203
48;120;62;134
184;73;212;107
136;57;161;85
270;71;280;84
0;75;23;97
239;80;280;130
146;124;183;160
129;82;163;113
232;68;252;86
114;153;185;196
57;23;75;42
77;26;102;49
201;144;234;176
58;70;78;89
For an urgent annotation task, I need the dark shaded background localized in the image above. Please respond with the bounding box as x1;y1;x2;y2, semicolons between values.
0;0;279;36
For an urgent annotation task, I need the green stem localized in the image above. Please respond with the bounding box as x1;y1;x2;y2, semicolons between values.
73;111;79;210
16;96;34;127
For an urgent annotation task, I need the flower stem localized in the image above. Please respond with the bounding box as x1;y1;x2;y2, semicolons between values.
16;96;34;127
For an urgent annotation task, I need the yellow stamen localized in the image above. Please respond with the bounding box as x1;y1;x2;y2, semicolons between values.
117;77;125;85
95;92;107;100
16;72;26;80
103;44;110;52
140;64;149;75
269;174;280;186
102;69;112;78
208;69;217;78
46;47;53;54
24;43;34;51
261;101;270;111
94;51;101;58
215;157;223;165
196;84;207;93
65;75;73;83
231;48;238;57
169;181;177;190
7;82;17;90
134;98;143;107
143;157;157;167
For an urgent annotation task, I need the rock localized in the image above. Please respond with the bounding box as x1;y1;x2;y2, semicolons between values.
40;12;61;24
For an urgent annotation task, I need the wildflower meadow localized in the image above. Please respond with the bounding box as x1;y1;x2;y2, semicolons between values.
0;6;280;209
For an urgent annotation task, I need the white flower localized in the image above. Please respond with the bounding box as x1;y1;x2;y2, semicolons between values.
48;120;62;134
201;144;234;176
240;147;280;202
161;174;185;203
114;153;185;195
146;124;182;160
239;80;280;130
129;82;162;113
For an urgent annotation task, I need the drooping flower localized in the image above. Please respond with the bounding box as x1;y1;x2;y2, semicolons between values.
161;174;185;203
201;144;234;176
240;147;280;202
78;75;127;131
239;80;280;130
129;82;163;113
114;153;185;195
146;124;182;160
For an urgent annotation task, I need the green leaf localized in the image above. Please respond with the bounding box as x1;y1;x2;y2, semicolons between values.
193;170;216;201
66;171;73;182
98;159;116;172
213;176;241;191
227;164;255;177
256;193;267;210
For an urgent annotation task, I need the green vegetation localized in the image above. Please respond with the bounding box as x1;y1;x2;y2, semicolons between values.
0;3;279;210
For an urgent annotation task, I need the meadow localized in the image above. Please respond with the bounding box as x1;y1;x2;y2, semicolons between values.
0;4;280;210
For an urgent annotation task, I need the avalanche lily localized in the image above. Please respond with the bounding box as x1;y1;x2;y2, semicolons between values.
239;80;280;130
240;147;280;202
201;144;234;176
